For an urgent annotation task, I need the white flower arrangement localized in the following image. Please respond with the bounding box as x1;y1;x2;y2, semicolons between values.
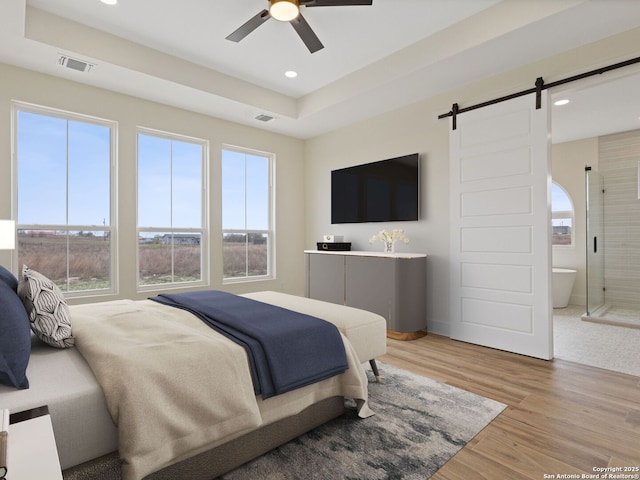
369;228;409;253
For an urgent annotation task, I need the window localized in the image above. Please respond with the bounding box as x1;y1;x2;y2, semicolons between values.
222;147;273;281
552;182;574;246
14;103;115;295
137;130;207;288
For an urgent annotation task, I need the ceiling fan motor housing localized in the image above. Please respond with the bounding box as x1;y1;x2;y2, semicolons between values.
270;0;301;22
226;0;373;53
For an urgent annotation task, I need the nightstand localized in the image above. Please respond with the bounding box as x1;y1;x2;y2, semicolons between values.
8;405;62;479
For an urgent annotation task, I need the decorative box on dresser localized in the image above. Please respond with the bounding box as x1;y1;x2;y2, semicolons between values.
304;250;427;340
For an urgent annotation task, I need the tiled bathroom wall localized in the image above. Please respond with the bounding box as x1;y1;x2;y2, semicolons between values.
599;128;640;309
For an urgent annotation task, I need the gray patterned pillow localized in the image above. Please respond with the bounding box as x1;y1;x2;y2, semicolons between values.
17;265;75;348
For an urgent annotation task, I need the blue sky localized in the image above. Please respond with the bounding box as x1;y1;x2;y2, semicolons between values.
17;109;269;233
138;133;202;229
222;149;269;231
18;111;110;227
551;183;573;212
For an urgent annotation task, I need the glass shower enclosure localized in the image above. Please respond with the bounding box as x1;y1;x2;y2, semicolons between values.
584;166;605;316
583;127;640;330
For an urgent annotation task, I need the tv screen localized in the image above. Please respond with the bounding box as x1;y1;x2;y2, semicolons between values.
331;153;419;224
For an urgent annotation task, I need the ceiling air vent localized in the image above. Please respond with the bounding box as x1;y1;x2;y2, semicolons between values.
58;55;95;73
255;114;275;122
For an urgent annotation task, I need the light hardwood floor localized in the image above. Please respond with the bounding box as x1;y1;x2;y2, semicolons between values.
380;334;640;479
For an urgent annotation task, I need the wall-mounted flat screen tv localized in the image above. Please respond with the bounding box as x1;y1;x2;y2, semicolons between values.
331;153;420;224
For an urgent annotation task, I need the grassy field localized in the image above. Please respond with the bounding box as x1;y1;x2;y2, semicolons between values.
552;233;572;245
19;233;111;291
138;242;202;285
18;233;268;290
222;242;268;278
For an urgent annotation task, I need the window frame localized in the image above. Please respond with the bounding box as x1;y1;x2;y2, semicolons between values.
136;127;209;291
551;181;575;248
12;101;118;298
221;144;275;284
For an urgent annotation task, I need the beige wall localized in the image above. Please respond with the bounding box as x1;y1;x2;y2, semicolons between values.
551;137;599;307
2;25;639;330
305;26;640;335
0;62;306;303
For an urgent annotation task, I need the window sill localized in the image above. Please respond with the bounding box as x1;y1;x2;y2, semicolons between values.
223;275;274;285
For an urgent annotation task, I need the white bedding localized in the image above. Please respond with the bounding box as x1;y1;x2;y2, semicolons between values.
0;292;373;479
71;296;372;480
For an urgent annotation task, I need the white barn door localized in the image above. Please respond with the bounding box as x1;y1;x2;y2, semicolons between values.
449;92;553;360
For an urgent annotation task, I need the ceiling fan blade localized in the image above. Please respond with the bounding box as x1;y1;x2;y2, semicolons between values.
290;13;324;53
226;9;271;43
301;0;373;6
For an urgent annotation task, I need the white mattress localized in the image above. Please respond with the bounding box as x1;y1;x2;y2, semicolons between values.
0;335;117;470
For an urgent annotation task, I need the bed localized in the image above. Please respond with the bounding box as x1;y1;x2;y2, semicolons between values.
0;289;375;480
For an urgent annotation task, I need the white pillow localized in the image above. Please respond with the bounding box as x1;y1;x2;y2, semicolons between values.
17;265;75;348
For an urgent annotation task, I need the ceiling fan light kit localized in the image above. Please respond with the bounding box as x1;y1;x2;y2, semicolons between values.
270;0;300;22
226;0;373;53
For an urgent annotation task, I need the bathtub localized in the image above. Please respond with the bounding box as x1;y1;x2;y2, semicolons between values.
552;268;577;308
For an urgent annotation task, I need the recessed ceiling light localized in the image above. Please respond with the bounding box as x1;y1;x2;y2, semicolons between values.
100;0;117;5
285;70;298;78
554;99;570;106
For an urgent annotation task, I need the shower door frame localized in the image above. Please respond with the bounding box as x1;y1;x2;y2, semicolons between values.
585;166;604;316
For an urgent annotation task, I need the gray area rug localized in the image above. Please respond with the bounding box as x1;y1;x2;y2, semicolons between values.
221;362;506;480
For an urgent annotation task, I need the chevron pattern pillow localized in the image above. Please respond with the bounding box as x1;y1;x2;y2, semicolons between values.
17;265;75;348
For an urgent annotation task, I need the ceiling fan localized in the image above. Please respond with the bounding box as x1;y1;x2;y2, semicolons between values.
226;0;373;54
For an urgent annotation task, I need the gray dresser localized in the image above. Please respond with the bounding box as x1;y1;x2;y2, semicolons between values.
304;250;427;338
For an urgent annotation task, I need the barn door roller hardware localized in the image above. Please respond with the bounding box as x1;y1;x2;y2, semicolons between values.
439;55;640;130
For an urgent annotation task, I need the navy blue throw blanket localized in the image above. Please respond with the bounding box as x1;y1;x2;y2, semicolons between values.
150;290;348;399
